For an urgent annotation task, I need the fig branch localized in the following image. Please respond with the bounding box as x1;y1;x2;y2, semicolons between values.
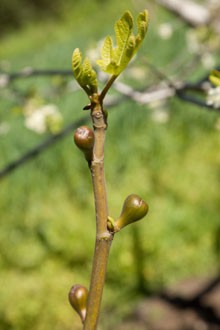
73;93;113;329
69;9;150;330
83;94;113;330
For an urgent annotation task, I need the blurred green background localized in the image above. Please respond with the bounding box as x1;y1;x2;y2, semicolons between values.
0;0;220;329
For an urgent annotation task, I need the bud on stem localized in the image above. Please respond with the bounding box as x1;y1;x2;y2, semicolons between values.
68;284;88;323
114;194;149;231
73;126;94;162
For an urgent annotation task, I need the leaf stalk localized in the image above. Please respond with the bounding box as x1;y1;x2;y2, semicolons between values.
100;75;118;103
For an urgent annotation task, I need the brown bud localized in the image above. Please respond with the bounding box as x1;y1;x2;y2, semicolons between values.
73;126;94;162
114;194;149;231
68;284;88;323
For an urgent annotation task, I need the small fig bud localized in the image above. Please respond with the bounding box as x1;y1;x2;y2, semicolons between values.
107;216;115;232
73;126;94;162
114;194;149;231
68;284;88;323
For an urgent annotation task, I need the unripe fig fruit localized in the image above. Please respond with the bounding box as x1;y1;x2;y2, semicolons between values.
73;126;94;162
68;284;88;323
114;194;149;231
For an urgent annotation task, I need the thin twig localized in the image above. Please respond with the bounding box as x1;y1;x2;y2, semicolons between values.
0;68;73;82
1;67;219;180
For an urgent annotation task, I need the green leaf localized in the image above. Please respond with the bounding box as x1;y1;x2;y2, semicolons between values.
96;10;149;76
101;36;114;65
209;70;220;87
72;48;98;96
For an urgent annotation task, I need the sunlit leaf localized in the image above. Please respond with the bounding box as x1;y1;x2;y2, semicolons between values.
72;48;98;96
96;10;149;76
101;36;113;65
72;48;82;80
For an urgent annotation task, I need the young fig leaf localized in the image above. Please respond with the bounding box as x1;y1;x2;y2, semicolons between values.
96;10;149;76
114;194;149;231
72;48;98;96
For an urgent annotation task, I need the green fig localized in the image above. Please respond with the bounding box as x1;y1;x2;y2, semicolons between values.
114;194;149;231
68;284;88;323
73;126;94;162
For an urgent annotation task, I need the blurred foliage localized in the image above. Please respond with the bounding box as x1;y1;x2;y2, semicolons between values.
0;0;62;36
0;0;113;37
0;0;220;329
